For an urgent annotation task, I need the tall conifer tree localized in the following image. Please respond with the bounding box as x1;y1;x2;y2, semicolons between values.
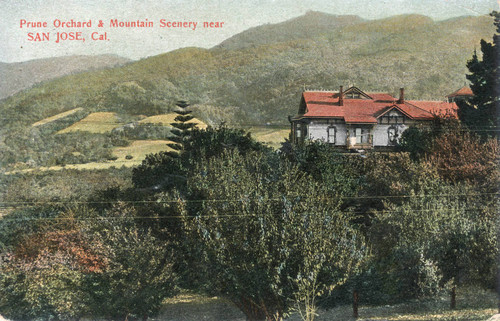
167;100;197;157
459;11;499;138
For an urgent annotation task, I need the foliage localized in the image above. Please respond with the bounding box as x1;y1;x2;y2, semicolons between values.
282;141;364;201
83;203;178;320
459;11;500;137
174;150;365;320
398;125;434;160
132;126;269;190
0;214;101;321
0;127;129;168
368;183;497;300
167;100;197;156
425;130;499;188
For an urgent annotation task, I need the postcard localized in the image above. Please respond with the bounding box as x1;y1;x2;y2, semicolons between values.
0;1;498;320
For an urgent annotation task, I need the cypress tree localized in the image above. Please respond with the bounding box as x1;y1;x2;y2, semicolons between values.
459;11;499;138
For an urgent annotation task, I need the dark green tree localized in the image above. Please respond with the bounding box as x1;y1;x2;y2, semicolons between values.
167;100;197;157
132;125;268;190
174;150;365;321
84;203;178;321
459;11;499;137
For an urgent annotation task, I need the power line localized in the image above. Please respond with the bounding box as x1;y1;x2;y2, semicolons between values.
0;192;497;206
0;206;495;222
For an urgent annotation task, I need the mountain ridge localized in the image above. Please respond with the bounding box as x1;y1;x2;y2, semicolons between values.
0;54;131;100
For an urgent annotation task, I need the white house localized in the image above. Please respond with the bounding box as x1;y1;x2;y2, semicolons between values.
289;86;459;150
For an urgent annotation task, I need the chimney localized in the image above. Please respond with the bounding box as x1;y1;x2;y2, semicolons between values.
398;87;405;104
339;86;344;106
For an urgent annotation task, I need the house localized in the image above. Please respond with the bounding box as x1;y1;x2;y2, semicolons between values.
289;86;458;150
446;86;473;103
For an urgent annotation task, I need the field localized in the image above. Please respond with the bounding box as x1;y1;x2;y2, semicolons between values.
155;289;498;321
31;107;83;127
57;112;121;133
140;113;208;129
248;126;290;149
112;140;173;160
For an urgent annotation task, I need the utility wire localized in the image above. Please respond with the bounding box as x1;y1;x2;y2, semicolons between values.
0;207;495;222
0;192;497;207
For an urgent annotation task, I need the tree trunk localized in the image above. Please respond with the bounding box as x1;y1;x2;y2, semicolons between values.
450;286;456;310
234;296;282;321
353;289;359;319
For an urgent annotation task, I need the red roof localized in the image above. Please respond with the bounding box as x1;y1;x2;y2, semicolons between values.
297;89;458;122
447;86;473;97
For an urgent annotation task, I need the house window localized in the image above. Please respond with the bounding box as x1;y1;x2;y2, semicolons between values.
354;127;370;144
327;126;336;144
355;128;362;144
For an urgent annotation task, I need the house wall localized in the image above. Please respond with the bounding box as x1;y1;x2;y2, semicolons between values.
308;122;328;141
373;124;407;146
307;121;347;146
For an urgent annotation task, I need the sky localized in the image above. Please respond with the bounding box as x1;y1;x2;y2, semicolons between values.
0;0;498;63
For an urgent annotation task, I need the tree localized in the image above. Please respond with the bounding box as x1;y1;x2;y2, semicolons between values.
369;183;497;307
132;125;268;190
167;100;197;157
83;203;178;321
0;222;102;321
282;141;363;201
459;11;499;137
174;150;365;321
426;130;498;189
0;205;178;321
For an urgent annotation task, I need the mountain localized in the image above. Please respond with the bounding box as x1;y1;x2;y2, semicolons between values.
216;11;365;50
0;54;131;99
0;13;495;132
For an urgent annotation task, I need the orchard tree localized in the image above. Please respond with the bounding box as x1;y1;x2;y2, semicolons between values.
370;183;497;308
426;130;498;189
83;203;178;321
174;150;365;321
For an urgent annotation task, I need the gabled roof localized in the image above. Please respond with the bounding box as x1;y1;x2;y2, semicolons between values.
296;88;458;122
343;86;373;99
447;86;473;97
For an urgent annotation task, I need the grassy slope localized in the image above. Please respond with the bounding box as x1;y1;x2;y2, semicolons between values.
56;112;121;133
31;108;83;127
140;113;208;129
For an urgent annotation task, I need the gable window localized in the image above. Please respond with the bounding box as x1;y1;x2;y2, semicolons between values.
380;115;405;124
327;126;336;144
345;92;361;99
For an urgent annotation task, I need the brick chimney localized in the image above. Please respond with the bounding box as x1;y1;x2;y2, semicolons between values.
339;86;344;106
398;87;405;104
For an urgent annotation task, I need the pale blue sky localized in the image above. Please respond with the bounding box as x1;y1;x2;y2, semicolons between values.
0;0;497;62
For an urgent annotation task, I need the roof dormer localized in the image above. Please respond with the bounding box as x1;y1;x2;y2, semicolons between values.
343;86;373;100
